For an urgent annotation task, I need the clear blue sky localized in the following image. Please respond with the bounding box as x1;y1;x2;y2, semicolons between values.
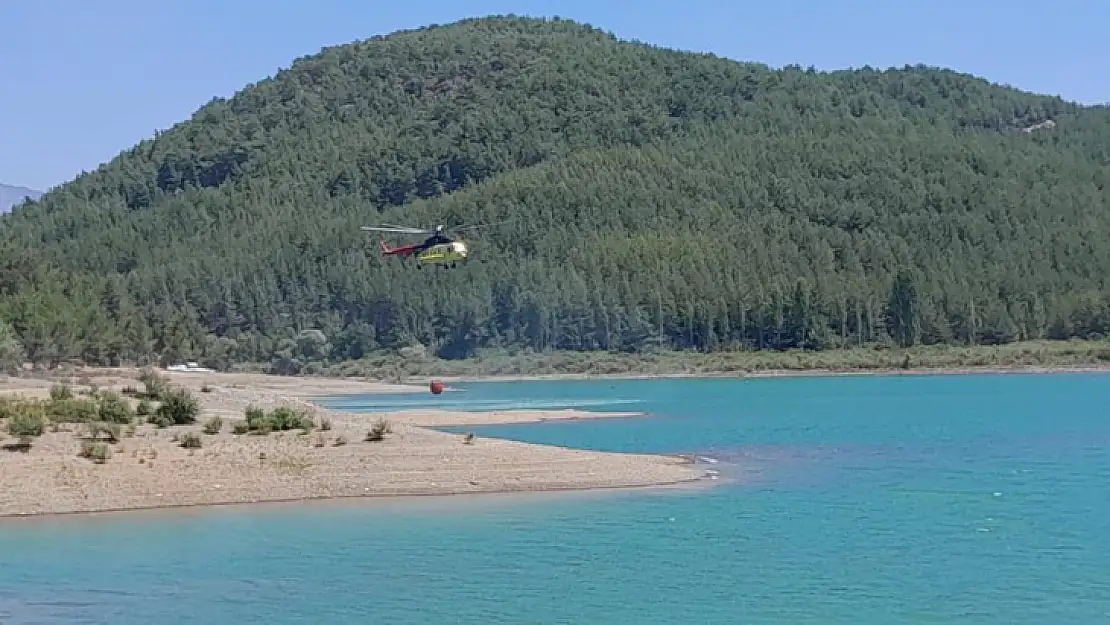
2;0;1107;191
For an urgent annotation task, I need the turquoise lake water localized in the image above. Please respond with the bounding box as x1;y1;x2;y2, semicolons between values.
3;373;1110;623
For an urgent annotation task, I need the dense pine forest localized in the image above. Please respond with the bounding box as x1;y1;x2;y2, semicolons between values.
2;15;1110;374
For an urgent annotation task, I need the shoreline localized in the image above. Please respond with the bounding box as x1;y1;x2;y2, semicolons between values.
403;363;1110;384
311;338;1110;383
0;369;710;519
0;470;708;522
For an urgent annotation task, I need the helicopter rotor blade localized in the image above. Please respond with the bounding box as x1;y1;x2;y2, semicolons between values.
449;221;509;233
360;225;433;235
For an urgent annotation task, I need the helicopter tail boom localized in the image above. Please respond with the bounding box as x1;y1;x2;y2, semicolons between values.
378;239;419;257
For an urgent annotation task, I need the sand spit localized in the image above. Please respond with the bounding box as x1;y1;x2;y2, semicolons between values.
385;408;647;427
0;369;703;517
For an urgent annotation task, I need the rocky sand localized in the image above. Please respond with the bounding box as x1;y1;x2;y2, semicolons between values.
0;369;704;517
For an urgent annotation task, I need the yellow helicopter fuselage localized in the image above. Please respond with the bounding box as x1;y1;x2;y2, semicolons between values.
416;240;468;265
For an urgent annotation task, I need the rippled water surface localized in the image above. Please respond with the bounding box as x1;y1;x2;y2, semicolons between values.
3;373;1110;623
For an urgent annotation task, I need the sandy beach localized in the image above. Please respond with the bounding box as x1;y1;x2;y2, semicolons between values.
0;368;704;517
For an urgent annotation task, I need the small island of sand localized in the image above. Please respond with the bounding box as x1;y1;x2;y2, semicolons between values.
0;368;704;517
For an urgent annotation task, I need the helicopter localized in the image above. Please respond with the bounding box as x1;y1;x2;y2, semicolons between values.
360;222;500;269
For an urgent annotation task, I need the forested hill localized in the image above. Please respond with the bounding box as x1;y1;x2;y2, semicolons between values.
2;15;1110;371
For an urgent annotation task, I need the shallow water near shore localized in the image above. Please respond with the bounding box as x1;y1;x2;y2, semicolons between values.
4;373;1110;624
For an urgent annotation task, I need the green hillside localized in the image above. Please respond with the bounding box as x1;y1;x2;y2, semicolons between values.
3;15;1110;372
